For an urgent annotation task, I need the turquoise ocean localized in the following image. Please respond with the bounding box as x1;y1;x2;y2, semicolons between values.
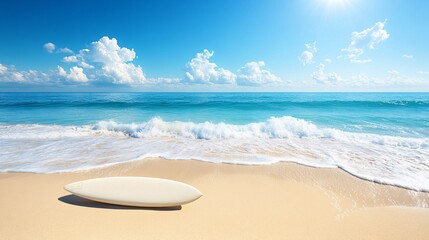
0;92;428;191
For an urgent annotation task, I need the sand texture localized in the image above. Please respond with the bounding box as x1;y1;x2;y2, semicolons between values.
0;158;428;240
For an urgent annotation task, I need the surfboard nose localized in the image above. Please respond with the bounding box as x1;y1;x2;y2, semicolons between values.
193;188;203;199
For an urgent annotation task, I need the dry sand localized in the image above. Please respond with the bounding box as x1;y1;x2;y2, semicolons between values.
0;158;428;240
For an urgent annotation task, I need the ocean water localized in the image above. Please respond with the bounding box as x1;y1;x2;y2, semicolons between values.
0;92;428;191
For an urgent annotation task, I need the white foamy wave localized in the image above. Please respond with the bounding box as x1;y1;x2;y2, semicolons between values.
0;124;122;140
1;117;428;191
91;117;429;149
92;116;339;139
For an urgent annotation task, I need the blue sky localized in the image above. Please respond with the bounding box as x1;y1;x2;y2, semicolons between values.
0;0;428;91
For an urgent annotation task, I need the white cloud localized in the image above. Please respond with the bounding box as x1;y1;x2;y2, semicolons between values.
44;42;56;53
57;66;88;83
237;61;281;86
350;59;372;64
417;70;429;75
0;64;7;74
299;51;314;66
73;49;95;69
341;20;389;63
384;70;420;85
68;66;88;82
8;38;286;88
349;74;373;86
22;37;148;86
58;48;73;54
402;54;413;59
57;66;66;76
184;50;281;86
0;64;50;83
78;61;94;69
44;42;74;54
84;37;136;64
324;58;332;63
147;77;181;85
79;36;146;85
185;49;236;84
384;70;424;86
345;70;428;87
63;55;78;63
11;72;25;82
312;63;341;84
42;36;145;85
305;42;317;53
299;41;317;66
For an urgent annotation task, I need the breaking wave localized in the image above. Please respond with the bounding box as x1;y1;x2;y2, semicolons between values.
1;116;428;191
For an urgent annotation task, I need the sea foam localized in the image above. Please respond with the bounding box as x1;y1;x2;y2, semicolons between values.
1;116;428;191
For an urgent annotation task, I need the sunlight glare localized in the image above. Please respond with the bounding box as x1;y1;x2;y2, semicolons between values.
322;0;354;9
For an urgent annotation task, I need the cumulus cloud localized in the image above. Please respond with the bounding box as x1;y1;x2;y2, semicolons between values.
185;49;236;84
44;42;56;53
63;55;78;63
57;66;88;83
237;61;281;86
0;64;50;83
312;63;341;84
402;54;413;59
44;42;73;54
79;36;146;85
184;50;281;86
10;38;284;88
42;37;145;85
341;20;389;63
299;41;317;66
34;37;148;86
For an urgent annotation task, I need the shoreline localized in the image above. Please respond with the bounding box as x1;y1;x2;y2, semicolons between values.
1;158;428;239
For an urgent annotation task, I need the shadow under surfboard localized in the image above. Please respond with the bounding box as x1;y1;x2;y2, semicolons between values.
58;194;182;211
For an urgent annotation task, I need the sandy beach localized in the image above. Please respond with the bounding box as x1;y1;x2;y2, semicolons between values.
2;0;429;238
0;158;428;240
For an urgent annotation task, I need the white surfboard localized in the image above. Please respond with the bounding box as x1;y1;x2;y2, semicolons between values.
64;177;202;207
